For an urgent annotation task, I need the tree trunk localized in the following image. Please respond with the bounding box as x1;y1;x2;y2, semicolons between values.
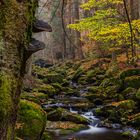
0;0;37;139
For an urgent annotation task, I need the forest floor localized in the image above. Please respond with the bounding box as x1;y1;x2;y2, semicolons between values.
16;57;140;140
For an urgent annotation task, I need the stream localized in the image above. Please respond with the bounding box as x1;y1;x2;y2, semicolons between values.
47;107;129;140
44;82;137;140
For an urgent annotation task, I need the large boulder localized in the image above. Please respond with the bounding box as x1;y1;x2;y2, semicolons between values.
124;76;140;89
120;68;140;80
21;92;48;104
16;100;46;140
47;108;89;124
37;84;56;96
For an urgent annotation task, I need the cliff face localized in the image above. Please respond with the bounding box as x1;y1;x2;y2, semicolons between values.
0;0;37;139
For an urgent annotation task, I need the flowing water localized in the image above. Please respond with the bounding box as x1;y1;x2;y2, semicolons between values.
47;107;131;140
45;82;137;140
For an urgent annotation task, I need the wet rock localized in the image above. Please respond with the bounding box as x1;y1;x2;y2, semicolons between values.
47;108;89;124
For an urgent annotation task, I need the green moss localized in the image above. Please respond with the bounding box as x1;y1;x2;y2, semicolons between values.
124;76;140;89
43;73;64;83
37;84;56;95
136;88;140;100
51;83;62;92
24;0;38;44
0;74;12;125
16;100;46;140
41;132;52;140
47;108;88;124
118;100;135;110
21;92;48;104
120;68;140;80
78;76;87;85
88;86;100;93
72;68;84;82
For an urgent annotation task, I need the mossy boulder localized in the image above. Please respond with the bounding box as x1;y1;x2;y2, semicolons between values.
16;100;46;140
51;83;62;92
122;87;136;99
120;68;140;80
47;108;89;124
72;68;84;82
100;78;122;89
95;100;135;123
78;76;88;85
45;121;86;137
88;86;100;93
42;73;64;83
105;85;120;94
112;100;135;110
127;113;140;128
124;76;140;89
21;92;48;104
86;70;97;83
37;84;56;96
62;87;79;96
84;93;105;104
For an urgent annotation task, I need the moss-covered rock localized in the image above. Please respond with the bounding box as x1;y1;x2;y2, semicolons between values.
78;76;88;85
42;73;64;83
16;100;46;140
47;108;89;124
124;76;140;89
122;87;136;99
21;92;48;104
88;86;99;93
112;100;135;110
51;83;62;92
37;84;56;96
41;132;52;140
72;68;84;82
120;68;140;80
45;121;86;136
127;113;140;128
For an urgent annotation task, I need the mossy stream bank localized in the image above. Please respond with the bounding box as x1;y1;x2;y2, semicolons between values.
16;59;140;139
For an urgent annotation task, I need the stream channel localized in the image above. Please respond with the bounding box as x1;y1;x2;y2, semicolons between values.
44;82;137;140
